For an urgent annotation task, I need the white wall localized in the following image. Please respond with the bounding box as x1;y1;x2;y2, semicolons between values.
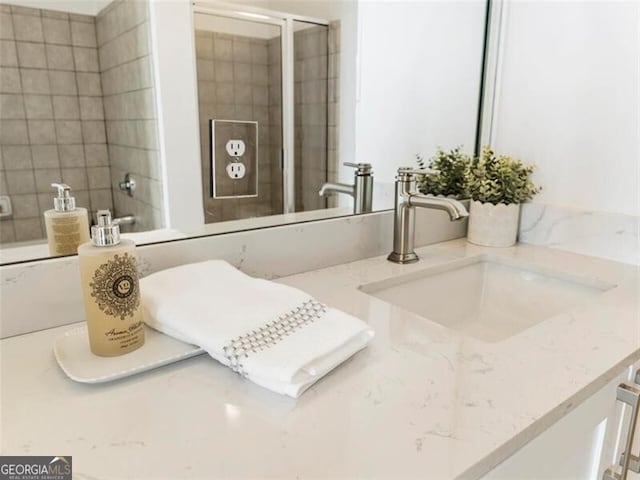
149;0;206;231
222;0;346;22
194;11;281;39
354;1;486;182
267;0;335;19
491;1;640;217
0;0;110;15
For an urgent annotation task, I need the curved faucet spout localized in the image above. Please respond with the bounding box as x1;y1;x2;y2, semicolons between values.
318;162;374;215
318;182;355;197
388;167;470;264
408;194;469;221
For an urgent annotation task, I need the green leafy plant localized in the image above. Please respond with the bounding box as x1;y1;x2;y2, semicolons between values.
465;146;541;205
416;147;470;199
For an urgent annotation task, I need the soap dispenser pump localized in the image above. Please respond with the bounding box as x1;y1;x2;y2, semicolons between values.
78;210;145;356
44;183;90;256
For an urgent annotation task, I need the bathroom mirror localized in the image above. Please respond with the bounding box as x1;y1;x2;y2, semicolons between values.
0;0;488;265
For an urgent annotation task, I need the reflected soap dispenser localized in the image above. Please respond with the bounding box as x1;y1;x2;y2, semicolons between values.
44;183;90;256
78;210;145;357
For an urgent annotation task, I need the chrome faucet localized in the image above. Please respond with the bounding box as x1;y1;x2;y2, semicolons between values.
112;214;136;226
319;162;374;214
387;167;469;264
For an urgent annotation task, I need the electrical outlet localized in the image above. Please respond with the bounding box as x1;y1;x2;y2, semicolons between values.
225;139;246;157
226;162;246;179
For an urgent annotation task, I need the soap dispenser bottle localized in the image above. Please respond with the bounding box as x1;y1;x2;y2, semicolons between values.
78;210;145;356
44;183;90;256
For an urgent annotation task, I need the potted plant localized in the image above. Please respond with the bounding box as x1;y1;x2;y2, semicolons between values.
416;147;470;199
465;146;541;247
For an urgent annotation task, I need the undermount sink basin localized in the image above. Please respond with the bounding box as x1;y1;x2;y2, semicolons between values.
360;255;615;342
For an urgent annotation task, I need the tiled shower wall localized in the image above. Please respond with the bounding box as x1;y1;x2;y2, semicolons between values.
326;21;340;208
0;4;112;244
0;0;162;245
96;0;163;232
195;30;279;223
272;22;340;213
293;22;340;212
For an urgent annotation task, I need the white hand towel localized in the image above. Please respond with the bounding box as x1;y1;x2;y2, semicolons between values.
140;260;374;397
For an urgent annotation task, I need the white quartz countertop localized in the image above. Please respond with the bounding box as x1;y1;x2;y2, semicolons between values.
2;239;639;479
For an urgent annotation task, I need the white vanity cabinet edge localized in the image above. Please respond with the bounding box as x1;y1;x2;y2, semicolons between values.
482;359;640;480
618;363;640;480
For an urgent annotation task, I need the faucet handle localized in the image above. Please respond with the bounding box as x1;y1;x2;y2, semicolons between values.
344;162;373;175
397;167;440;177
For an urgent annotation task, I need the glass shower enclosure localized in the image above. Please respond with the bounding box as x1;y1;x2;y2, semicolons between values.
193;2;335;224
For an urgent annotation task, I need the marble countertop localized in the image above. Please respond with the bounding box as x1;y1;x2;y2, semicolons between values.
2;239;638;479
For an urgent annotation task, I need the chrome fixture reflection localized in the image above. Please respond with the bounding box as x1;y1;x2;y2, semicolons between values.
0;195;13;220
118;173;136;196
112;215;136;226
319;162;373;214
387;167;468;264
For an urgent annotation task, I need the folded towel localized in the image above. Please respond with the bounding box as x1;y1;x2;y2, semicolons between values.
140;260;374;397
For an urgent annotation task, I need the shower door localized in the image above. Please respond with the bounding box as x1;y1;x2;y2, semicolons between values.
193;11;285;223
193;4;333;223
292;20;331;213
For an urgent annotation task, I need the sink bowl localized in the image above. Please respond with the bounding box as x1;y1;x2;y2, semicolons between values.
360;255;615;342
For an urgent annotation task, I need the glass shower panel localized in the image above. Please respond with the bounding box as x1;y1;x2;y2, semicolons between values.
193;13;284;223
293;21;331;212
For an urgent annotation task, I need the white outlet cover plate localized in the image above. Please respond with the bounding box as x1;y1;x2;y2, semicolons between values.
210;119;258;199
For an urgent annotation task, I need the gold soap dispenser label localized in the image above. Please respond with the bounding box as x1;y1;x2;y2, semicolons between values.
91;253;140;319
78;210;145;357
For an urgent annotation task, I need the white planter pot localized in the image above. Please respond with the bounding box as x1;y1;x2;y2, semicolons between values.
467;200;520;247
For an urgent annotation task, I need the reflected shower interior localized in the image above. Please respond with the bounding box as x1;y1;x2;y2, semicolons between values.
193;10;339;225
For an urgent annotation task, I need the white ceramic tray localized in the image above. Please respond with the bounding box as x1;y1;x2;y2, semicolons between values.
54;325;205;384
